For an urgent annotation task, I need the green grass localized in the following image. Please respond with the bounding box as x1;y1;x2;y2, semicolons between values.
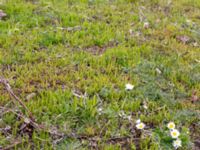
0;0;200;149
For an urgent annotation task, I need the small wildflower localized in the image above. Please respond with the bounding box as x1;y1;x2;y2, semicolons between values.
173;139;182;149
143;105;148;109
136;119;141;124
98;107;103;115
136;122;145;130
98;107;102;112
170;129;180;139
125;83;134;90
167;122;175;130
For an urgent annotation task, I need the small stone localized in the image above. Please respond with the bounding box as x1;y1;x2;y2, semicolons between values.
143;22;150;29
156;68;162;74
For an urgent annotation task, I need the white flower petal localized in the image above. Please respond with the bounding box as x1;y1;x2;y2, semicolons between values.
136;122;145;130
173;139;182;149
98;108;102;112
143;105;148;109
125;83;134;90
170;129;180;139
136;119;141;124
167;122;175;129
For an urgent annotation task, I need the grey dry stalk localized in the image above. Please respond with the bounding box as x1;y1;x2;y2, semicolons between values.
0;77;32;117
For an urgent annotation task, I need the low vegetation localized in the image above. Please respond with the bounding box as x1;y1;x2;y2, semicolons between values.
0;0;200;149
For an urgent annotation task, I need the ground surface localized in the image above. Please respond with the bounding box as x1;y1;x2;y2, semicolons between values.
0;0;200;149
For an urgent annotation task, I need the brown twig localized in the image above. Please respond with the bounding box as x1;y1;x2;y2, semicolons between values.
0;77;32;118
2;140;23;150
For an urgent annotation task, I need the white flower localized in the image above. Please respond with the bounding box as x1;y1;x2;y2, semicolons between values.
125;83;134;90
173;139;182;149
98;108;102;112
170;129;180;139
143;105;148;109
136;122;145;130
167;122;175;130
136;119;141;124
98;107;103;115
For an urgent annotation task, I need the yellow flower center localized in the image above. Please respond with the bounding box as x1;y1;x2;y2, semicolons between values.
172;132;177;136
139;124;143;128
